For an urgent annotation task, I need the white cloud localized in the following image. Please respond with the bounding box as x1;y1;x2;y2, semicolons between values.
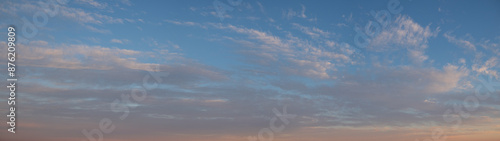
473;57;499;78
84;25;111;34
111;39;130;44
59;6;124;24
76;0;107;9
428;64;470;93
120;0;132;6
283;4;307;19
287;58;335;79
207;11;232;19
424;98;437;104
164;19;207;28
444;32;476;50
256;1;265;13
300;4;307;18
340;64;469;94
0;41;227;84
479;37;500;56
292;23;331;39
408;49;429;65
370;15;438;49
29;40;49;46
0;40;155;71
211;23;353;79
459;58;466;64
369;15;440;64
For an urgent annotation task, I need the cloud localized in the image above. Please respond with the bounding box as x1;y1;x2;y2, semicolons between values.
369;15;440;64
59;6;124;24
479;37;500;56
370;15;439;49
2;1;499;141
76;0;107;9
408;49;429;65
167;21;344;79
283;4;307;19
0;1;125;35
0;41;208;80
110;39;130;44
473;57;499;78
256;1;265;13
147;17;495;140
200;11;232;19
342;13;353;22
2;40;228;90
444;32;476;50
164;19;207;28
299;4;307;18
292;23;331;39
120;0;132;6
263;64;477;134
324;64;470;99
84;25;112;34
5;42;149;70
211;23;354;79
0;1;37;17
163;20;359;79
29;40;49;46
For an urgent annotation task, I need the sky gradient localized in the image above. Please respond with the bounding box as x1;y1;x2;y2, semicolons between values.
1;0;500;141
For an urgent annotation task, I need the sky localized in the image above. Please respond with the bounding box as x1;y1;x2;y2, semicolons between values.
0;0;500;141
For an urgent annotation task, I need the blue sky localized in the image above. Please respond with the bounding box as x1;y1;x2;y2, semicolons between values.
1;0;500;141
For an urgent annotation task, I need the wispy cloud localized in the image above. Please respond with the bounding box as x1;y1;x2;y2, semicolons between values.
444;32;476;50
110;38;130;44
292;23;331;39
2;1;500;141
369;15;440;64
283;4;307;19
76;0;108;9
